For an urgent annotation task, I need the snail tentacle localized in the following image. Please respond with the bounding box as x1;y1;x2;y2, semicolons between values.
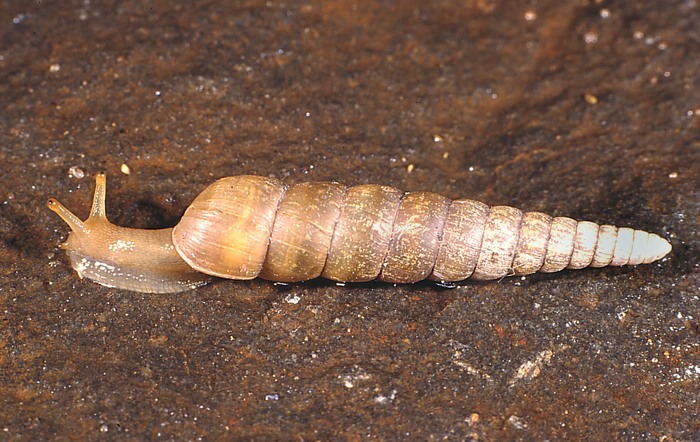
47;174;211;293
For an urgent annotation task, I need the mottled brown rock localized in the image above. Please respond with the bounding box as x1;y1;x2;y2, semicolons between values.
2;0;694;440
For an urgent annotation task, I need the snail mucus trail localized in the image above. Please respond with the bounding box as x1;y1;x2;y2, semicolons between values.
47;172;672;294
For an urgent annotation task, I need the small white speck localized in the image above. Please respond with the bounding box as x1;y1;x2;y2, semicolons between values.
600;9;610;18
49;63;61;73
74;259;88;277
108;240;135;252
100;424;108;433
584;32;599;44
371;221;385;233
668;172;678;178
284;293;301;304
374;389;397;404
524;10;536;21
68;166;85;179
506;415;528;430
94;261;116;271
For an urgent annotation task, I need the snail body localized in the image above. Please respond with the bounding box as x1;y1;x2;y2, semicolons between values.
47;173;672;294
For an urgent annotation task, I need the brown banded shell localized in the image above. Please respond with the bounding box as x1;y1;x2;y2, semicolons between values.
172;177;672;285
172;176;286;279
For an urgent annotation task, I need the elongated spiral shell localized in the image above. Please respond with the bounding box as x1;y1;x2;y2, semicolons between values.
172;176;672;284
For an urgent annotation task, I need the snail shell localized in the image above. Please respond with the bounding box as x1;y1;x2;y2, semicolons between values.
47;173;672;293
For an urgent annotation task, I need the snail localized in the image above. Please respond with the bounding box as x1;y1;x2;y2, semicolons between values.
47;172;672;294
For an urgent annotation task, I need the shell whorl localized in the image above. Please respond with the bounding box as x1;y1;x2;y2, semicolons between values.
173;177;672;284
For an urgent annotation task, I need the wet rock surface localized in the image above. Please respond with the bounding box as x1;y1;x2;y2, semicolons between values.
1;0;698;439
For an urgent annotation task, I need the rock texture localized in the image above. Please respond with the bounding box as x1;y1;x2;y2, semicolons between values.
0;0;697;439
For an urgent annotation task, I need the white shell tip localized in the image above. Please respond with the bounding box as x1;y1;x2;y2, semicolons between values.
645;234;672;263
